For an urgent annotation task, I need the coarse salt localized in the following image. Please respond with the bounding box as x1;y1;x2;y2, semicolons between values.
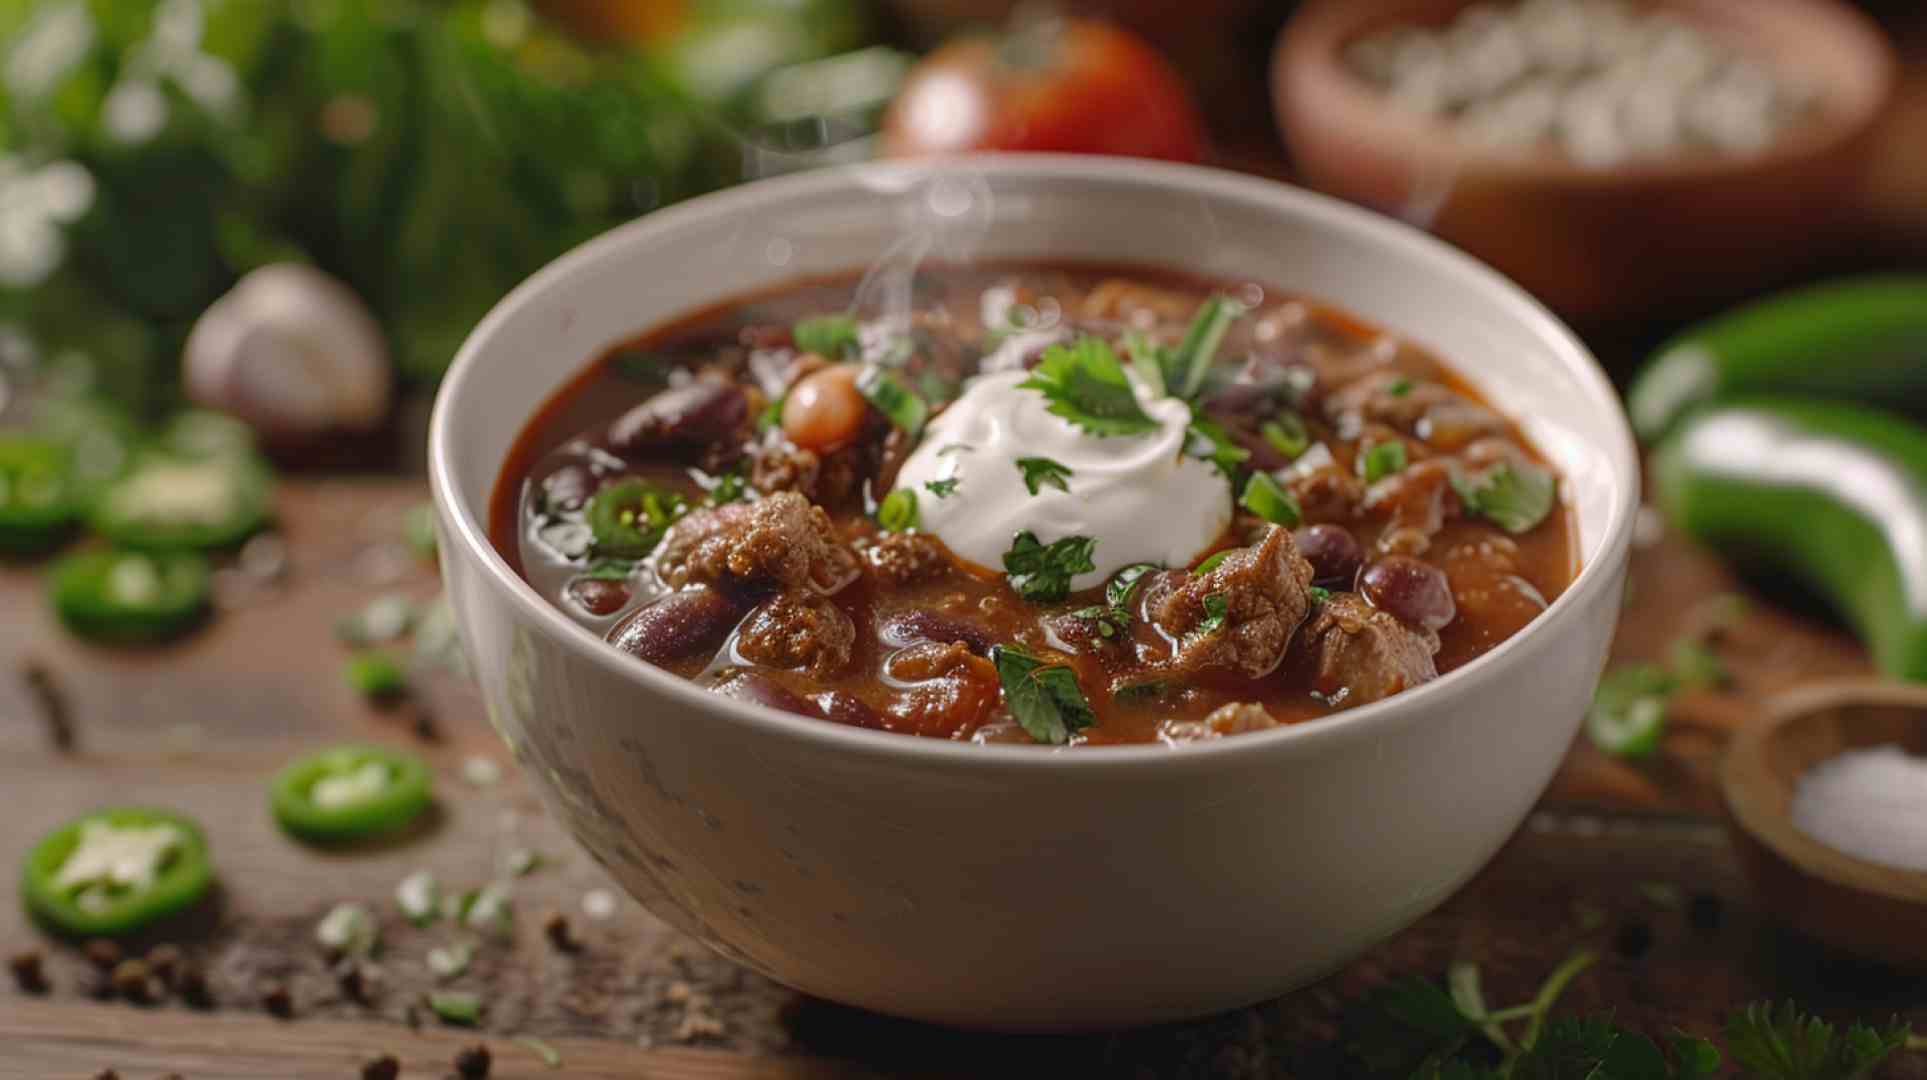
1789;743;1927;872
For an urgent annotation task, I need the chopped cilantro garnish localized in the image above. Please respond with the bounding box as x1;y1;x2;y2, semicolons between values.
877;488;918;532
925;477;959;499
1071;605;1131;639
756;394;785;434
1166;295;1248;399
857;366;928;436
1308;585;1332;605
1359;440;1408;484
1387;377;1415;397
793;314;859;358
1197;592;1229;634
1016;456;1073;495
1725;1001;1910;1080
990;644;1095;745
1106;563;1158;609
1019;338;1159;437
1261;413;1310;459
1186;414;1252;480
1194;550;1233;575
1454;460;1556;534
936;443;971;456
1240;471;1302;526
1002;530;1097;602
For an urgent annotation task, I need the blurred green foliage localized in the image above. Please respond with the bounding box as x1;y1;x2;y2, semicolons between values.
0;0;873;416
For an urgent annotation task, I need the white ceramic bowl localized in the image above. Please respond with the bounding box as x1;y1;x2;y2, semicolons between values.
429;155;1638;1030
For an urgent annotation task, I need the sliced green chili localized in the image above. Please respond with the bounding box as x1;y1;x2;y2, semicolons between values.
21;807;213;937
270;745;433;844
49;547;211;643
586;477;687;559
0;436;80;554
89;451;272;550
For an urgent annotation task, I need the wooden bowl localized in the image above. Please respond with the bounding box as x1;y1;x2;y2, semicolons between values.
1272;0;1896;325
1721;679;1927;970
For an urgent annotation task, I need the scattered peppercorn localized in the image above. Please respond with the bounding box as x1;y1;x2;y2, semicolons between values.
176;960;213;1008
84;939;123;970
336;959;382;1004
455;1043;492;1078
260;980;294;1018
1614;919;1654;959
110;959;155;1003
21;657;75;752
410;701;442;743
361;1054;400;1080
542;909;579;952
9;949;49;993
145;944;183;988
92;1070;119;1080
159;1074;185;1080
1688;892;1724;933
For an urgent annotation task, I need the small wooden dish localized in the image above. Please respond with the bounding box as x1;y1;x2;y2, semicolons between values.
1272;0;1896;325
1721;678;1927;970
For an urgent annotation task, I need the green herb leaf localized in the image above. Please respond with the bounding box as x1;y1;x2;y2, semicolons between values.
1019;338;1160;437
1002;531;1097;602
426;989;483;1026
1670;1032;1723;1077
1197;593;1229;635
1186;415;1252;480
877;489;918;533
1454;460;1556;534
1016;456;1074;495
925;477;959;499
990;644;1095;745
1070;605;1131;639
1359;440;1409;484
1115;680;1165;702
1261;413;1310;459
857;366;928;436
1308;585;1332;605
793;314;859;358
1240;471;1302;526
1724;1002;1909;1080
1387;377;1415;397
757;395;785;433
1167;295;1248;399
1106;563;1159;609
1194;550;1233;575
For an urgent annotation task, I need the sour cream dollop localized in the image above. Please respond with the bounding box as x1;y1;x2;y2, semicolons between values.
893;369;1233;590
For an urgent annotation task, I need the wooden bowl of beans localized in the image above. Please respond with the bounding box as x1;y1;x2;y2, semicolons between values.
1273;0;1896;325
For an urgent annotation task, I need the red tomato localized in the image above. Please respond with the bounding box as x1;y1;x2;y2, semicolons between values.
882;17;1206;164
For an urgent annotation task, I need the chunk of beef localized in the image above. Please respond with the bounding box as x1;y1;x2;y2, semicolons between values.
1279;443;1363;520
1301;592;1439;706
732;592;855;677
1324;371;1505;448
1145;527;1315;678
1362;458;1459;556
1158;702;1280;743
863;530;954;587
883;642;1002;738
655;492;859;596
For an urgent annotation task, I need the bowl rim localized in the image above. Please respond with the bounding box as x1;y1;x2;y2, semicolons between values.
428;153;1640;771
1273;0;1897;188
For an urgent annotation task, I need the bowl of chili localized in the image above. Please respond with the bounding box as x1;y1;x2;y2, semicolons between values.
427;155;1639;1029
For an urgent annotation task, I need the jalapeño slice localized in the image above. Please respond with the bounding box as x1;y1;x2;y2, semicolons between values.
21;807;214;937
49;547;211;643
0;436;80;554
586;477;687;558
270;745;433;843
89;450;272;550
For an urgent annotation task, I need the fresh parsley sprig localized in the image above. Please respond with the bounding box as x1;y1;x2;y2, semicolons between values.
1002;531;1097;602
990;644;1095;745
1017;456;1073;495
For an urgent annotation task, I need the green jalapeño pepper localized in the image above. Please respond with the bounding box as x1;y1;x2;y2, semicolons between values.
0;436;80;554
586;477;688;558
21;808;214;937
49;548;211;643
1654;397;1927;680
1630;275;1927;443
89;450;272;550
271;745;433;843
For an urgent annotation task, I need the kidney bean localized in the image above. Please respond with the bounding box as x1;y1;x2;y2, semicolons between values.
606;587;748;664
606;378;747;454
1360;555;1457;632
1294;523;1364;587
711;671;824;719
816;690;884;729
879;610;995;655
568;577;630;616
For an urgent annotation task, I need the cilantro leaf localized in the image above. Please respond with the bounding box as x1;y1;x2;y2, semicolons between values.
1186;414;1252;481
1670;1033;1722;1077
1724;1001;1909;1080
1338;976;1479;1079
990;645;1095;745
1018;338;1159;437
1512;1016;1662;1080
1070;605;1131;639
925;478;959;499
1454;460;1557;534
793;314;859;358
1106;563;1158;609
1167;295;1247;399
1016;456;1074;495
1197;592;1229;634
1002;531;1096;602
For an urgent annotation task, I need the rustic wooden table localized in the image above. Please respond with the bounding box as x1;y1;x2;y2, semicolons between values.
5;24;1927;1078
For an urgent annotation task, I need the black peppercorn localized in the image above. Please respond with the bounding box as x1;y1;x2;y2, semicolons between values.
260;980;294;1018
83;938;122;970
361;1054;400;1080
454;1043;492;1078
8;949;48;994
